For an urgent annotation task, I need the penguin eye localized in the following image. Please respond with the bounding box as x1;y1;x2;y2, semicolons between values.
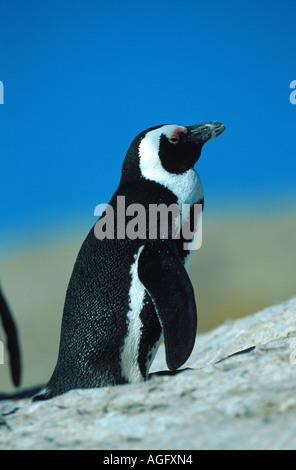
167;126;187;144
169;137;179;144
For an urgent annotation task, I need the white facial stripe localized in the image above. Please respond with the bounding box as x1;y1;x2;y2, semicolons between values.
139;125;203;206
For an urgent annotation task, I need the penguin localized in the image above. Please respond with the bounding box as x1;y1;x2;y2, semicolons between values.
33;121;225;401
0;286;22;387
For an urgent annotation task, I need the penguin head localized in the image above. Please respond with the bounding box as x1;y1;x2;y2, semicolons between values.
120;121;225;183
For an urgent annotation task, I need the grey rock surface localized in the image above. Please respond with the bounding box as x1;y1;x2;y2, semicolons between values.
1;297;296;450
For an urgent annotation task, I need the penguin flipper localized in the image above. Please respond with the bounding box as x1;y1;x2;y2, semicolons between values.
138;241;197;371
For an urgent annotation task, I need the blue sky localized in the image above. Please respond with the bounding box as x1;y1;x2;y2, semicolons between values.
1;0;296;244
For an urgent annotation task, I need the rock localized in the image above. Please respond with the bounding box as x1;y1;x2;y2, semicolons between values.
1;297;296;450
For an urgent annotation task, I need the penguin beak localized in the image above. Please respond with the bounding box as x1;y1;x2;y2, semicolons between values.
187;121;226;144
